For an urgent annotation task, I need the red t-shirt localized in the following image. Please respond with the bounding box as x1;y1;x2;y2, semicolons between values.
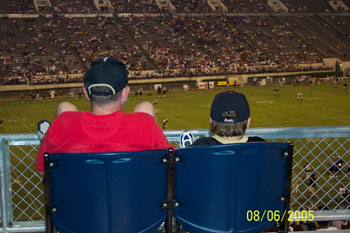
36;110;170;172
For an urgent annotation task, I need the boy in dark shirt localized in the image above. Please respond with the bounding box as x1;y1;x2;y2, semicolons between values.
192;90;264;146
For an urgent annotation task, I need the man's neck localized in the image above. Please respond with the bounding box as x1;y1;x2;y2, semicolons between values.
91;103;121;115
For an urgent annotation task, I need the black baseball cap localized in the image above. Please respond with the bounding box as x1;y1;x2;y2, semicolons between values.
83;57;129;96
210;90;250;123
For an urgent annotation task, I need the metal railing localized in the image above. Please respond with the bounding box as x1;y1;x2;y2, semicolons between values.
0;126;350;232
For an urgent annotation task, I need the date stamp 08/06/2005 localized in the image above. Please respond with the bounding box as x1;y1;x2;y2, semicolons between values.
246;210;314;222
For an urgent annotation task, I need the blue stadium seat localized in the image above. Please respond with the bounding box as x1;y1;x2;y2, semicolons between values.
173;142;293;233
44;150;168;233
44;142;292;233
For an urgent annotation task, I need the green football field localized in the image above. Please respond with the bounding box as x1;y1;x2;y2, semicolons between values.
0;83;350;221
0;83;349;134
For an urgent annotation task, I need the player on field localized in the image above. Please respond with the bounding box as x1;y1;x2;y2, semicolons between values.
335;155;344;177
344;83;348;93
162;118;168;130
138;87;143;97
303;162;313;178
183;84;189;93
162;86;168;96
191;90;264;146
339;185;347;200
296;92;303;103
31;92;36;102
333;77;339;89
308;172;317;195
20;92;24;103
274;87;280;97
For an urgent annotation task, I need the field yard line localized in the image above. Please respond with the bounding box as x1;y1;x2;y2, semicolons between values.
156;111;200;129
170;117;200;128
173;97;209;117
253;101;347;127
291;106;348;125
248;105;282;127
252;104;313;127
5;108;34;133
156;96;208;118
306;88;350;103
22;102;53;117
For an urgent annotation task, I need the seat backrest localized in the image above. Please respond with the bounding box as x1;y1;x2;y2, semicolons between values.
45;150;168;233
173;142;293;233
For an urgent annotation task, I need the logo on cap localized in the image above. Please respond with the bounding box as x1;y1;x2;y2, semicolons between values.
210;91;250;123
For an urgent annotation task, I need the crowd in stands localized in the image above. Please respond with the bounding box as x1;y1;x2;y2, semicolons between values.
172;0;212;13
222;0;272;13
50;0;97;14
0;0;348;14
1;0;350;85
110;0;162;13
283;0;332;13
0;0;36;14
108;15;326;74
0;14;339;85
0;17;84;85
290;220;349;231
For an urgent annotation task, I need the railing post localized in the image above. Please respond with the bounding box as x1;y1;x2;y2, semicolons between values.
0;139;14;233
161;148;181;233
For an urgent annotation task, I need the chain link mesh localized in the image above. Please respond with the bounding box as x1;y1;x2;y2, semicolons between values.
4;133;350;222
8;144;44;222
285;137;350;211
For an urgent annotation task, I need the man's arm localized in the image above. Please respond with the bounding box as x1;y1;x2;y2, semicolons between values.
36;127;53;174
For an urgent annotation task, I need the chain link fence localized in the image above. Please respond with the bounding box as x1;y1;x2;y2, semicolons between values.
9;144;44;222
1;126;350;232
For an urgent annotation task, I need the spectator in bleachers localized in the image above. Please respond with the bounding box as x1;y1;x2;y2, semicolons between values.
316;221;338;231
0;15;335;84
35;57;170;174
331;220;348;230
191;90;264;146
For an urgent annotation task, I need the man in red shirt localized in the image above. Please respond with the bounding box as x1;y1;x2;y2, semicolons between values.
36;57;170;173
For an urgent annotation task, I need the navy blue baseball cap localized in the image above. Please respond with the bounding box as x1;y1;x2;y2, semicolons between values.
210;90;250;123
84;57;129;96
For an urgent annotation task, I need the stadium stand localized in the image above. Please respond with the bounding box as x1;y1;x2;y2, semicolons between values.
49;0;97;13
110;0;162;13
172;0;212;13
282;0;332;13
0;0;36;14
322;15;350;42
0;0;349;84
0;17;83;82
222;0;272;13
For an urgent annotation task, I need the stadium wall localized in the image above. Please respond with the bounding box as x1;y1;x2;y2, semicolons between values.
0;69;335;90
0;69;336;99
323;58;341;67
